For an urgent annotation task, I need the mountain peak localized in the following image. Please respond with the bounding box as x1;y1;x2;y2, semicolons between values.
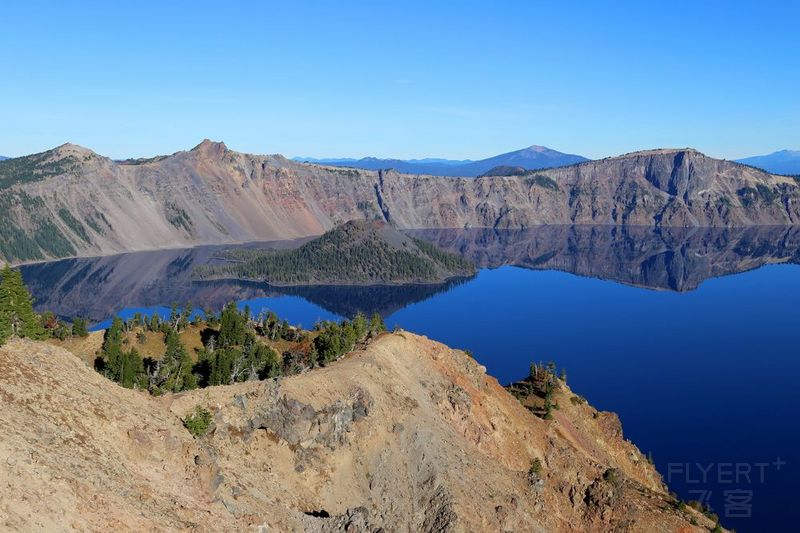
191;139;228;153
523;145;551;153
736;149;800;175
52;143;97;157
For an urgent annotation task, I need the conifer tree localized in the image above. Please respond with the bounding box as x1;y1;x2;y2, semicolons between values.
101;316;125;380
369;313;386;335
0;272;11;346
218;303;246;347
72;317;89;337
0;264;46;341
158;329;197;393
353;312;368;340
119;348;146;389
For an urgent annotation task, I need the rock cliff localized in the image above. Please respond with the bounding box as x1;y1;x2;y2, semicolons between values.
0;333;718;531
1;140;798;264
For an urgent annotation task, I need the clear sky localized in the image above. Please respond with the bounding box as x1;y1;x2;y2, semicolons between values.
1;0;798;160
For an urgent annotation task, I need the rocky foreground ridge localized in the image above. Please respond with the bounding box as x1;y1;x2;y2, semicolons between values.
1;140;798;264
0;333;718;531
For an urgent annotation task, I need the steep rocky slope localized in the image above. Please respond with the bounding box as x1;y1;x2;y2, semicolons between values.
1;141;798;264
0;333;717;531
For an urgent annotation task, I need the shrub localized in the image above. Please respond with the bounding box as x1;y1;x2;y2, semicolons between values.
184;406;213;437
72;317;89;337
529;458;543;477
602;468;623;488
525;174;560;191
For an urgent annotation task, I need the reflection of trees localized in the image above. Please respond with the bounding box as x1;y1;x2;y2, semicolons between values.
20;225;800;322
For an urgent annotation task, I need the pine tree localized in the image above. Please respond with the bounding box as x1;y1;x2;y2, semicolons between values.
368;313;386;335
72;317;89;337
352;312;368;340
101;316;125;381
218;303;246;347
159;330;197;393
0;271;11;346
119;348;146;389
0;264;45;341
149;313;160;332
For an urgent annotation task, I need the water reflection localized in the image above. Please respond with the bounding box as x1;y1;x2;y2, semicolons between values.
409;225;800;291
20;225;800;322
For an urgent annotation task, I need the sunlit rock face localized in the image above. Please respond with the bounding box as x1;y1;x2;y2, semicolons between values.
2;143;799;264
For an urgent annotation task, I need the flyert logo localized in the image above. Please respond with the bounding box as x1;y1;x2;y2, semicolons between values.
667;458;787;519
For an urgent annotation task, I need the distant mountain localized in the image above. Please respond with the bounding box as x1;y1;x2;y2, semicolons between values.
736;150;800;175
0;156;8;161
2;141;799;265
294;145;588;176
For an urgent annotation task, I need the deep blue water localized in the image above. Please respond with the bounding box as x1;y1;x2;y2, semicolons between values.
226;265;797;532
21;226;800;531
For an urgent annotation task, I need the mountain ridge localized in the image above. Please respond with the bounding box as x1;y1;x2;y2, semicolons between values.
294;144;588;176
736;149;800;175
1;141;798;265
0;334;718;531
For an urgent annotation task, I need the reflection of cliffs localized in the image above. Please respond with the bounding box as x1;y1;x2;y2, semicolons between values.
21;245;235;322
3;142;799;265
409;225;800;291
20;245;467;322
20;225;800;322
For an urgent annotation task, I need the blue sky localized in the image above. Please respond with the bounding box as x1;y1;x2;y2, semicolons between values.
1;1;798;160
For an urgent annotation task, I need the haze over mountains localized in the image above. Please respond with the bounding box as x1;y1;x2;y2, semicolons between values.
1;140;798;266
295;145;589;176
736;149;800;175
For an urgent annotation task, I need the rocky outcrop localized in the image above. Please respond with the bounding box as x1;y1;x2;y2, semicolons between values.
2;141;797;265
1;333;718;531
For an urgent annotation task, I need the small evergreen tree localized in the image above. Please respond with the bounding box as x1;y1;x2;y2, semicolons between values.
119;348;146;389
155;329;197;393
0;264;46;342
368;313;386;335
0;270;11;346
149;313;160;332
352;312;368;340
218;303;246;347
100;316;125;380
72;317;89;337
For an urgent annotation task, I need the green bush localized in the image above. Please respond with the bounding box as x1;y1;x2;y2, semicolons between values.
602;468;623;488
529;458;543;477
184;406;213;437
525;174;560;191
72;317;89;337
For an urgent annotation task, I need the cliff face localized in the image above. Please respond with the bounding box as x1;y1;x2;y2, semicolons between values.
1;141;798;264
0;333;716;531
